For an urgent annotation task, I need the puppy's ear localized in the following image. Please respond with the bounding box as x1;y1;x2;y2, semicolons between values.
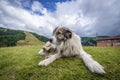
65;28;72;39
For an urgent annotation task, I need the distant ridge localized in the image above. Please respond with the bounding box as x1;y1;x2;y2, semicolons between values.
0;27;48;47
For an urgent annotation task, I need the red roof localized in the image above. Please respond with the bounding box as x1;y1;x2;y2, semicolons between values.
97;37;120;41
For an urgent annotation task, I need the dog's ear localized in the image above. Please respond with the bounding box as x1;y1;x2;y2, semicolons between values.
65;28;72;39
53;27;59;35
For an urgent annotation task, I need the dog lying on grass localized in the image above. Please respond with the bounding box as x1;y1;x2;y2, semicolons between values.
38;26;105;74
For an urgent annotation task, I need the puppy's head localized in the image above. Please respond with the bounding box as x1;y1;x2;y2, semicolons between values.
49;26;72;43
38;41;56;55
43;41;56;54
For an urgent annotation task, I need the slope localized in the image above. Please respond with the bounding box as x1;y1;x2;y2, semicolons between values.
17;32;45;46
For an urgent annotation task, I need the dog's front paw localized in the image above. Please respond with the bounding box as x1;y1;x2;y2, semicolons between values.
88;61;105;74
38;60;49;66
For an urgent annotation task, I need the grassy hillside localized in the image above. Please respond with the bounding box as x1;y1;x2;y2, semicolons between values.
17;32;44;46
31;32;48;42
0;46;120;80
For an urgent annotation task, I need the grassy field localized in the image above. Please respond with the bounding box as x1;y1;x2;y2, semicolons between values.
0;45;120;80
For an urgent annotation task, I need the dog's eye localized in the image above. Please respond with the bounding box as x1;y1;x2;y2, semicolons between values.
43;48;46;51
57;32;61;34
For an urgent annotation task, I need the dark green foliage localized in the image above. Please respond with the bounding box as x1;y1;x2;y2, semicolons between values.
81;37;97;46
0;27;26;47
31;32;48;42
81;36;111;46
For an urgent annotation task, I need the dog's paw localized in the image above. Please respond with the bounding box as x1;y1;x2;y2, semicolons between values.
38;60;49;66
88;61;105;74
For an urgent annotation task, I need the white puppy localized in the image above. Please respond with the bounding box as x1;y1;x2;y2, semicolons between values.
39;26;105;74
38;41;57;58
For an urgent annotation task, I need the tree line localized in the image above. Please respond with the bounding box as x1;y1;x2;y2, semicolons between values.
0;27;26;47
0;27;49;47
81;37;97;46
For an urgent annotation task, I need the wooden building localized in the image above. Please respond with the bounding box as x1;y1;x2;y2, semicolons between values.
97;37;120;47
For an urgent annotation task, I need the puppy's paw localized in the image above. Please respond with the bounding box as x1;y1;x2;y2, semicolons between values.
38;60;49;66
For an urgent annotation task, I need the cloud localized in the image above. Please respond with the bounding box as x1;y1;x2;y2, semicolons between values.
0;0;55;36
0;0;120;37
32;1;47;14
79;0;120;36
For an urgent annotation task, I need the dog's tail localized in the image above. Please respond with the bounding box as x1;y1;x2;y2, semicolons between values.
80;50;105;74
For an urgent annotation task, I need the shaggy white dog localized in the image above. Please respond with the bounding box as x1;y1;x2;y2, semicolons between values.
39;26;105;74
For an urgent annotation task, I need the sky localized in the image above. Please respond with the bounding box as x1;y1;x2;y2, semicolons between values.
0;0;120;37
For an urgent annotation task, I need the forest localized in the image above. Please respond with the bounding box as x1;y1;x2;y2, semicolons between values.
0;27;26;47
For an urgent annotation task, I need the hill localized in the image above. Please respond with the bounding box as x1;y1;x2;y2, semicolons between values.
0;27;48;47
17;32;45;46
0;46;120;80
31;32;48;42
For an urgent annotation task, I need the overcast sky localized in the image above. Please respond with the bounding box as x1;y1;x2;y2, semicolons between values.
0;0;120;37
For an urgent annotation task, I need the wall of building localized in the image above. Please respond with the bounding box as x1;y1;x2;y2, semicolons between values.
97;40;111;47
97;40;120;47
113;40;120;47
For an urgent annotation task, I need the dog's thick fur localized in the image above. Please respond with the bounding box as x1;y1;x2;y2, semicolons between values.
39;26;105;74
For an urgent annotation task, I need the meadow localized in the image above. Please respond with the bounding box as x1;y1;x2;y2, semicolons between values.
0;45;120;80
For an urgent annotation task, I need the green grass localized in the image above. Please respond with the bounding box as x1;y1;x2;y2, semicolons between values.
0;46;120;80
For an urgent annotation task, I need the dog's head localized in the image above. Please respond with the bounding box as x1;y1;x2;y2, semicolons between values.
38;41;56;55
49;26;72;44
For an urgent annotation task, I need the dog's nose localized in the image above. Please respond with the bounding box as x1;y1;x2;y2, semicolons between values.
43;47;46;51
49;38;53;43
